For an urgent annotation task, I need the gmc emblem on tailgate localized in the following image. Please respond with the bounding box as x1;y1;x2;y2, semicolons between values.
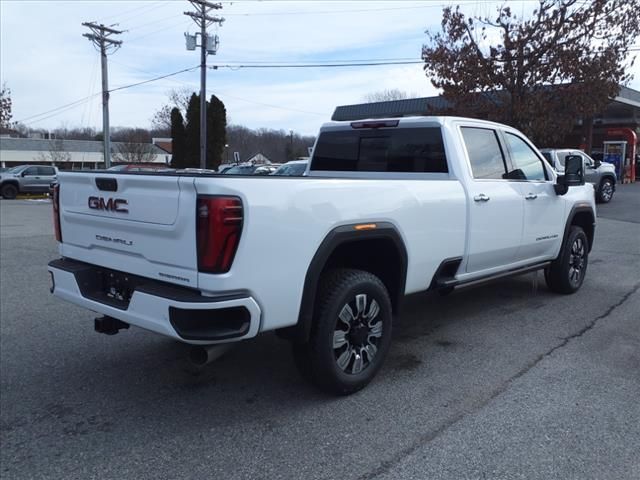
88;196;129;213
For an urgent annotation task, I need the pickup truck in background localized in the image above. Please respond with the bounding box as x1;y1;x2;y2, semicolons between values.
0;165;58;199
48;117;596;395
540;148;617;203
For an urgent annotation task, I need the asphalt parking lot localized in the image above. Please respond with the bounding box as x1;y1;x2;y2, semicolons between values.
1;184;639;480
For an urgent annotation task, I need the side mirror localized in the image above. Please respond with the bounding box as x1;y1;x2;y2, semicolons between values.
21;170;29;177
554;155;584;195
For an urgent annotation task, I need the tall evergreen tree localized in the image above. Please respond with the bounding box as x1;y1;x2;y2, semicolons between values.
206;94;227;170
170;107;187;168
184;93;200;168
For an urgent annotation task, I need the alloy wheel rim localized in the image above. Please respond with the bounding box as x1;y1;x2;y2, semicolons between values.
601;182;613;201
569;237;586;286
333;293;383;375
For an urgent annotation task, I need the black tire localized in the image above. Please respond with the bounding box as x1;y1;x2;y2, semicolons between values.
1;183;18;200
293;268;393;395
544;226;589;294
596;177;614;203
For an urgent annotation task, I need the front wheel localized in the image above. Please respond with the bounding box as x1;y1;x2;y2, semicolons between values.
544;226;589;294
1;183;18;200
596;177;614;203
294;269;393;395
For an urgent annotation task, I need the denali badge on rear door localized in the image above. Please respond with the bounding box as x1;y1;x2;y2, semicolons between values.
88;196;129;213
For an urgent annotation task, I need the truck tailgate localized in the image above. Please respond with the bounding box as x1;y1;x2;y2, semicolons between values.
57;172;199;288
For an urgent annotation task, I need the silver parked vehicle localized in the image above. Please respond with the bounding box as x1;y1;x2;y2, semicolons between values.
0;165;58;199
540;149;617;203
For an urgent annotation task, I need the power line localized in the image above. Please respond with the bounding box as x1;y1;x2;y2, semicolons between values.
15;58;419;125
100;0;170;23
215;57;420;64
15;94;101;124
222;2;482;16
127;19;192;43
109;65;200;93
210;60;424;69
107;59;325;117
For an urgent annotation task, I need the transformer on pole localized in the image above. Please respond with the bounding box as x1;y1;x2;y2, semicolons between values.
184;0;224;170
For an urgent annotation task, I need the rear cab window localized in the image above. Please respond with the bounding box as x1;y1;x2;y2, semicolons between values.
310;127;448;174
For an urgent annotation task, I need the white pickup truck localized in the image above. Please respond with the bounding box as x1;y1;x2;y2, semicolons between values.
48;117;596;394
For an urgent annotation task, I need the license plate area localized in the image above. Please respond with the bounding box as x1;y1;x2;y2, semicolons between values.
75;266;148;310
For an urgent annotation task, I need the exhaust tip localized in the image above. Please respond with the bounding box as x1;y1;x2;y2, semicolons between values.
188;344;233;366
189;346;209;366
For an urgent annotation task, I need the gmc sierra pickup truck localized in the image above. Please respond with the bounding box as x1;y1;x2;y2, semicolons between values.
48;117;596;395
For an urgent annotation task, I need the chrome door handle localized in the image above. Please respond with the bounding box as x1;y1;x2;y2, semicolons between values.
525;193;538;200
473;194;490;202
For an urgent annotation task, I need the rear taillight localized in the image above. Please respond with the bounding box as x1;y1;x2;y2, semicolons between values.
52;183;62;242
196;196;243;274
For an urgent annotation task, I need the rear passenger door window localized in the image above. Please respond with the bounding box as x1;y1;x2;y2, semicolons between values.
460;127;507;179
504;133;548;181
38;167;56;176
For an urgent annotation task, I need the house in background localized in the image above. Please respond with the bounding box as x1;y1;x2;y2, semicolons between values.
152;137;172;155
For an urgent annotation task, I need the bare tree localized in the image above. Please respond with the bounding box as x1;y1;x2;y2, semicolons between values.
37;139;71;164
112;130;156;163
422;0;640;145
225;125;315;164
363;89;417;103
150;87;193;133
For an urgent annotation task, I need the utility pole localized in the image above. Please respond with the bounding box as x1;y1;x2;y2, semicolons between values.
82;22;123;168
184;0;223;169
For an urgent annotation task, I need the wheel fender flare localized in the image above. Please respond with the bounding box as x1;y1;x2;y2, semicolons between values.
292;222;408;343
562;205;595;254
600;174;616;188
0;180;20;192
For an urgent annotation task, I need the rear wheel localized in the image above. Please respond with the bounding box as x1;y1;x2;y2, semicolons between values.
545;226;588;294
1;183;18;200
596;177;614;203
293;268;393;395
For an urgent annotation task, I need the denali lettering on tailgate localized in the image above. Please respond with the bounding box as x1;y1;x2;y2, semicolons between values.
88;196;129;213
96;234;133;246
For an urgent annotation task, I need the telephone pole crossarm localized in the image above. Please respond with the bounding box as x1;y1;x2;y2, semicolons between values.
184;11;225;26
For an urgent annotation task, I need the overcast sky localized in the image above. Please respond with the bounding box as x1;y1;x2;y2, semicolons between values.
2;0;639;136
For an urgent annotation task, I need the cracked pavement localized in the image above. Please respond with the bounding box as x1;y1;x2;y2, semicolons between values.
1;183;639;480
